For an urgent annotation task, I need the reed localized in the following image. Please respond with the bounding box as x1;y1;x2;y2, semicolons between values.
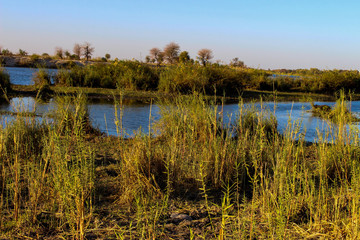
0;67;10;102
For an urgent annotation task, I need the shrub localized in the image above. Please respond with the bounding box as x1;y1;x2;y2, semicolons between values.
54;60;159;90
32;68;53;98
159;63;247;95
30;54;40;61
33;69;51;86
116;61;159;90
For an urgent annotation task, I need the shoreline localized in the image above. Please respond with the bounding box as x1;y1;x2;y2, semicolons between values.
6;84;342;103
1;56;94;69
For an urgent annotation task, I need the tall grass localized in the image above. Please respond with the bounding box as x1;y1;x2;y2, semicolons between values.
0;93;95;239
0;67;10;101
1;91;360;238
32;68;53;99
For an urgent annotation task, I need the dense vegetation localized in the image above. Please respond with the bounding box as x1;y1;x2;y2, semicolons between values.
55;60;159;90
1;93;360;238
51;61;360;96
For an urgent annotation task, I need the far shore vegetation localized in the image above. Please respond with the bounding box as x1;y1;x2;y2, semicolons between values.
1;42;360;102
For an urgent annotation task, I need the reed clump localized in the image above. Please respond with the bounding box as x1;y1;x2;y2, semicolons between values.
0;67;10;101
310;91;360;123
0;93;95;239
32;68;53;99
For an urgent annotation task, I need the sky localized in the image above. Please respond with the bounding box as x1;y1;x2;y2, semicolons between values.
1;0;360;70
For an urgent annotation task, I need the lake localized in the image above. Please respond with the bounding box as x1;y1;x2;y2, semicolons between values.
1;96;359;142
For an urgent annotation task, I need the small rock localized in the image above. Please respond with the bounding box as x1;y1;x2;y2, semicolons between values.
170;213;192;224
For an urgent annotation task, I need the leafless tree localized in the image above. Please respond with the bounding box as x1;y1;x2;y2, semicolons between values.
82;42;94;61
197;49;213;66
55;47;64;59
73;43;82;59
149;47;163;65
163;42;180;64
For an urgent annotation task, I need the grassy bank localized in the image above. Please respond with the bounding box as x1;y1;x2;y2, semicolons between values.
1;93;360;239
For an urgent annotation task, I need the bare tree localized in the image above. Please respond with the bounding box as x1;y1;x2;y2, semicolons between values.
55;47;64;59
149;47;163;64
82;42;94;61
197;49;213;66
73;43;82;60
163;42;180;64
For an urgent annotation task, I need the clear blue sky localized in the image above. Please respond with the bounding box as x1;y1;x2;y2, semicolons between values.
1;0;360;69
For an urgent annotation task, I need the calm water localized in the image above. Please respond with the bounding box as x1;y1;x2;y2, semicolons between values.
5;67;58;85
1;96;360;141
0;97;160;138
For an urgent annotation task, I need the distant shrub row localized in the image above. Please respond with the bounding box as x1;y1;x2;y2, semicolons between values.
55;61;159;90
53;61;360;95
250;70;360;94
54;61;259;95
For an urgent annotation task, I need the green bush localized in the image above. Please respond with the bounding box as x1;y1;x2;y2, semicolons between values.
32;69;51;87
115;61;159;90
159;63;247;95
32;68;53;98
54;61;159;90
30;54;40;61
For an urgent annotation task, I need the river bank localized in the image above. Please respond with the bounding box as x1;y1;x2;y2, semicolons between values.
0;56;91;68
